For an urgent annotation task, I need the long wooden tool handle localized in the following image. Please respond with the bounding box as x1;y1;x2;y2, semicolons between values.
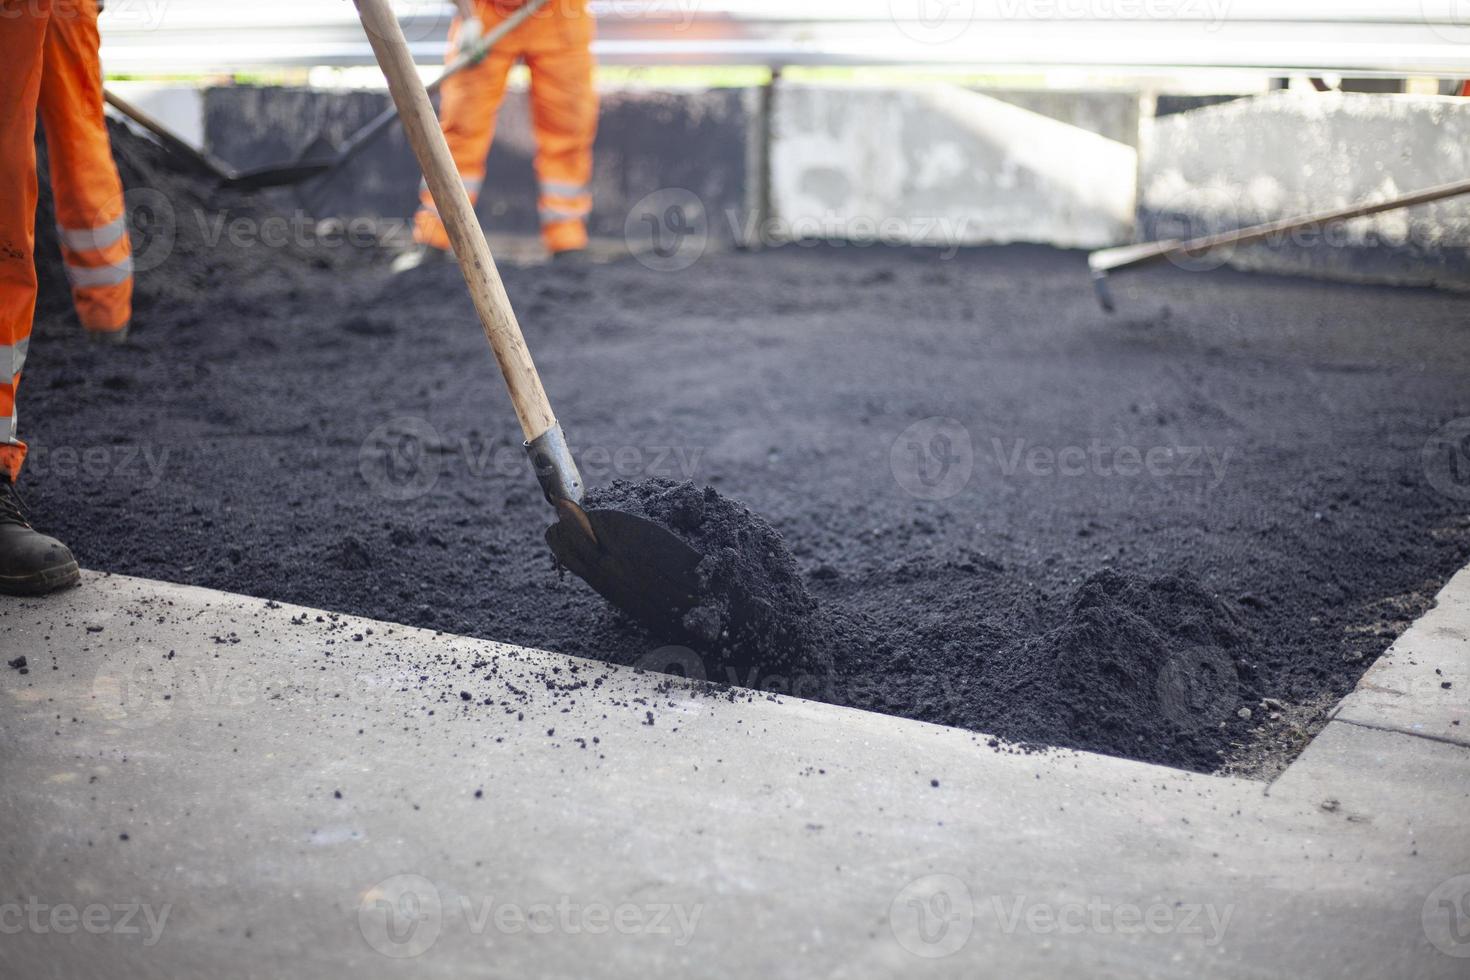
353;0;556;442
104;89;234;183
1091;175;1470;275
1180;175;1470;255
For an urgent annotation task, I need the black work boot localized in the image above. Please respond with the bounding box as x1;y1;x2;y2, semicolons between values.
549;247;589;268
0;480;80;596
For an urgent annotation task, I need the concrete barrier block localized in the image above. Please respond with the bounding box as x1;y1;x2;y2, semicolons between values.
202;85;753;251
769;84;1137;251
1140;91;1470;289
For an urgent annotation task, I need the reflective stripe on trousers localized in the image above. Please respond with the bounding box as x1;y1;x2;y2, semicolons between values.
57;212;126;252
64;253;132;288
1;340;21;460
1;337;26;451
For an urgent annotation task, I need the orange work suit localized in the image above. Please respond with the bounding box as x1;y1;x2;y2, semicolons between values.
413;0;598;255
2;0;133;479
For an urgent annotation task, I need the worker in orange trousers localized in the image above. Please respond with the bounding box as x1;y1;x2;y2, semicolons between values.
397;0;598;270
0;0;132;595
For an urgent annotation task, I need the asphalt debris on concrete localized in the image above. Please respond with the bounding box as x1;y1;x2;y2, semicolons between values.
12;121;1470;775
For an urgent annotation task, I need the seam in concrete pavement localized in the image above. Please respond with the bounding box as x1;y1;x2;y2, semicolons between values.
1328;715;1470;752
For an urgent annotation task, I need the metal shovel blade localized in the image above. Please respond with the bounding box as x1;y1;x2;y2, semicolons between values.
546;501;704;634
224;160;333;191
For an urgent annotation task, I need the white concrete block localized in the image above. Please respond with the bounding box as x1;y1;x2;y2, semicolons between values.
770;83;1137;251
105;82;206;150
1140;92;1470;287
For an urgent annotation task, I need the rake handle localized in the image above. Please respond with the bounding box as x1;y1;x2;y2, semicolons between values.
352;0;556;443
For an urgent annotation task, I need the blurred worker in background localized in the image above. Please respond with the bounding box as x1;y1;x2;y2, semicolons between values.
395;0;597;272
0;0;132;595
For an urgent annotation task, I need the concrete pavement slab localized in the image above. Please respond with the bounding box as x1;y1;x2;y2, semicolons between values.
1;571;1467;978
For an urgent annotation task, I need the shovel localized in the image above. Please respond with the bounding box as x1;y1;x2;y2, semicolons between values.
103;90;331;191
351;0;706;635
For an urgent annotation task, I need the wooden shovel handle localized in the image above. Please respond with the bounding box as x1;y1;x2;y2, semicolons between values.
353;0;556;442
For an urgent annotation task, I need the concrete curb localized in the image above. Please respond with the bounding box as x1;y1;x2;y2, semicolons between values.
1331;564;1470;748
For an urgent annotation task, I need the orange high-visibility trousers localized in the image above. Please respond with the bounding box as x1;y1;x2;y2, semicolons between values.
41;0;133;335
0;1;51;481
413;0;597;255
